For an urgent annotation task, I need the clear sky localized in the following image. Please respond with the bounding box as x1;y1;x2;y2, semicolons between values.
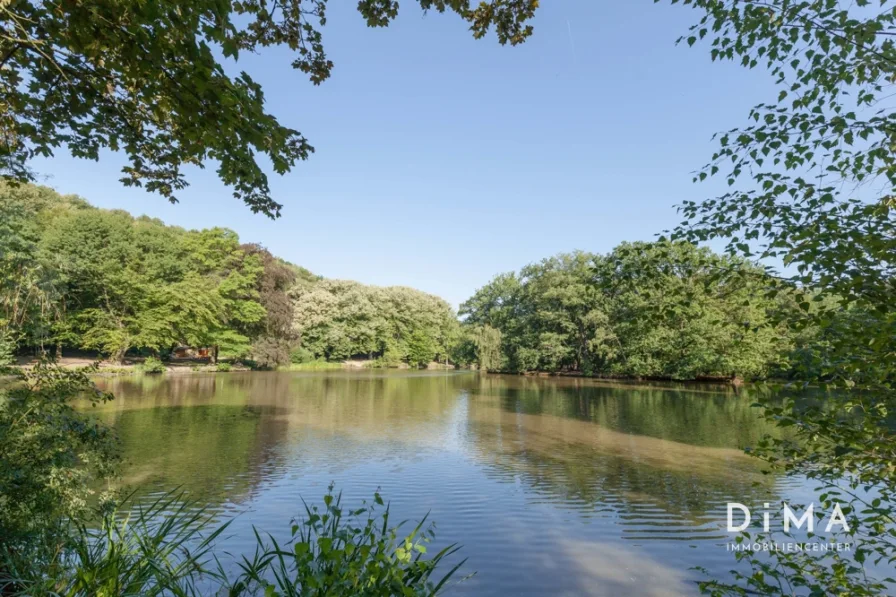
30;1;775;308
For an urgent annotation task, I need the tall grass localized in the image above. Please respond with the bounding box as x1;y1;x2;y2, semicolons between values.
4;492;228;596
3;486;466;597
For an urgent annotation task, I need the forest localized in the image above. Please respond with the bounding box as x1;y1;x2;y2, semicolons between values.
0;183;459;370
1;182;841;381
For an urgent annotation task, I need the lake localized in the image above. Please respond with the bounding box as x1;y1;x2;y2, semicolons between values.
91;370;796;596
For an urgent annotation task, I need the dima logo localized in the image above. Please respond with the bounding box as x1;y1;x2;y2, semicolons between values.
727;502;850;533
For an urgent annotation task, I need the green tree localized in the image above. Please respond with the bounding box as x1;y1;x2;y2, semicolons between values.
39;208;161;362
0;183;65;353
0;185;275;363
472;324;504;371
0;362;119;581
460;244;784;379
406;329;436;368
665;1;896;594
291;280;458;366
600;241;786;380
0;1;537;216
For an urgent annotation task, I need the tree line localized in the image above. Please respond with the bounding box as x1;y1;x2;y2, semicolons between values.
0;183;311;367
455;242;853;382
2;182;852;379
0;183;460;370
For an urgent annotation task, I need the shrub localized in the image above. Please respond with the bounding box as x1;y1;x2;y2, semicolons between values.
137;356;166;374
9;493;227;596
228;484;466;596
0;329;15;366
216;362;232;372
2;485;464;597
0;362;119;589
289;346;315;364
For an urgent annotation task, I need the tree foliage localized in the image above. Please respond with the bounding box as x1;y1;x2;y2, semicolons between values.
663;0;896;594
290;279;458;368
0;0;537;216
460;243;790;380
0;361;119;582
0;183;301;365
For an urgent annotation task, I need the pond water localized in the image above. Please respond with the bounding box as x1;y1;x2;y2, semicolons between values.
91;370;798;596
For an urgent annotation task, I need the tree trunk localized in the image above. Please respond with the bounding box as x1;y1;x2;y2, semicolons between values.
114;346;128;365
211;345;219;365
55;343;62;360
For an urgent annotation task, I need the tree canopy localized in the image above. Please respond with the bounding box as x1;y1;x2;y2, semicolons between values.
663;1;896;594
290;279;458;366
0;0;537;216
460;243;792;379
0;182;311;364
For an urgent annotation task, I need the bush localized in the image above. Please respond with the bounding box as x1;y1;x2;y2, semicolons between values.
229;484;466;596
0;329;15;366
372;346;406;369
216;362;231;372
289;346;315;364
3;486;464;597
137;356;166;374
0;362;119;589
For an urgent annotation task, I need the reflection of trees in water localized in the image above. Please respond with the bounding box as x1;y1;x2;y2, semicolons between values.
88;372;787;537
108;405;288;508
93;375;290;510
464;393;783;539
90;372;479;510
473;374;785;449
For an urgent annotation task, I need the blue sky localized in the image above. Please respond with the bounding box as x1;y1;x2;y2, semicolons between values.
31;1;775;308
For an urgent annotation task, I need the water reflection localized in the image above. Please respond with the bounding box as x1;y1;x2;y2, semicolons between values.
89;371;789;596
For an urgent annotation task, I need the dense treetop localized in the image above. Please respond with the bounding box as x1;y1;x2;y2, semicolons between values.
0;182;313;365
0;182;461;368
291;279;458;367
459;243;794;379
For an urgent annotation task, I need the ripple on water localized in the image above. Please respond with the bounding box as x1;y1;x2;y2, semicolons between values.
91;371;807;596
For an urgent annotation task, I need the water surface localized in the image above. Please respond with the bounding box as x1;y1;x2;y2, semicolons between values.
92;371;793;596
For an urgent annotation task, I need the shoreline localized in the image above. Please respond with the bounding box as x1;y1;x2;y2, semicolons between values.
8;356;790;386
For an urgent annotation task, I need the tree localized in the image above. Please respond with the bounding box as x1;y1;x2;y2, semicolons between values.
0;185;275;363
472;325;504;372
183;231;266;362
665;1;896;594
406;329;436;368
0;362;119;579
39;208;157;362
0;183;62;352
600;241;786;380
0;1;537;216
290;279;458;366
241;244;299;368
460;244;784;379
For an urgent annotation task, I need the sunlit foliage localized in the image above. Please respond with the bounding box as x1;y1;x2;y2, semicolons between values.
461;243;790;379
0;0;537;216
